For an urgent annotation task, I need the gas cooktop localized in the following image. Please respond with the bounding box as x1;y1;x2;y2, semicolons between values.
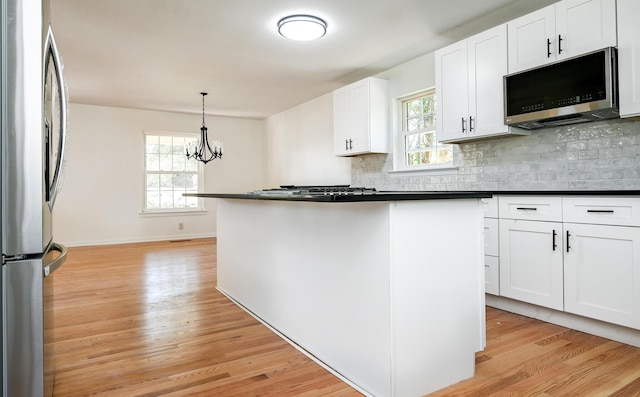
250;185;377;196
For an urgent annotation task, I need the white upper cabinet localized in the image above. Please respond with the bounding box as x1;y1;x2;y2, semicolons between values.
617;0;640;118
436;25;527;143
435;39;469;143
333;77;389;157
508;0;617;73
507;5;556;73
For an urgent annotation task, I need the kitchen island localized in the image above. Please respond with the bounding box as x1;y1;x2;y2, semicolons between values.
186;190;491;397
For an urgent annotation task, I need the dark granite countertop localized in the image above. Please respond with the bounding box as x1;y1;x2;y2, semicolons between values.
185;190;640;203
184;191;493;202
489;191;640;196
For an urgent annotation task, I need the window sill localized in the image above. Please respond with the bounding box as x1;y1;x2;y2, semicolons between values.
389;165;459;177
138;209;208;217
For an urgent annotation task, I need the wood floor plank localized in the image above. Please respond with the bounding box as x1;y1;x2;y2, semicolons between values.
51;238;640;396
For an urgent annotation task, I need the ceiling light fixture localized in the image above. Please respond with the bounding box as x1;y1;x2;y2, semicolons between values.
186;92;223;164
278;15;327;41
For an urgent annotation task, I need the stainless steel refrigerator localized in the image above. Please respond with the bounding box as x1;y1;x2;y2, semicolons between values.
1;0;68;395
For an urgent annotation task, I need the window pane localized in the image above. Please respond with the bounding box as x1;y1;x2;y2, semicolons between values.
405;134;419;150
424;113;436;128
438;148;453;163
406;99;422;116
185;158;198;172
407;152;420;166
420;132;435;147
186;196;199;208
146;191;160;209
185;174;198;190
159;154;172;171
146;154;159;171
173;191;186;208
146;135;159;154
160;191;174;209
146;174;159;189
173;154;186;171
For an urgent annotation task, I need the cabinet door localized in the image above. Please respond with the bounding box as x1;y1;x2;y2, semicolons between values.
555;0;617;61
507;5;555;73
564;223;640;329
618;0;640;118
349;79;371;154
435;40;469;142
468;24;508;137
333;85;352;155
499;219;564;310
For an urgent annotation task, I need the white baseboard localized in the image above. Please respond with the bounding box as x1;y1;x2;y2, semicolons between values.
60;232;216;247
486;294;640;348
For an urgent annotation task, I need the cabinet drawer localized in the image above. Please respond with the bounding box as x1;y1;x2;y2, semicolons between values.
563;197;640;227
498;196;562;222
484;218;499;256
482;197;498;218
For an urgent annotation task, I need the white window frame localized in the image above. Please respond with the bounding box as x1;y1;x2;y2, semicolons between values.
141;131;205;215
392;88;457;174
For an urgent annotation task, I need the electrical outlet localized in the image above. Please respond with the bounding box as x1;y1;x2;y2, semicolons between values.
178;222;184;230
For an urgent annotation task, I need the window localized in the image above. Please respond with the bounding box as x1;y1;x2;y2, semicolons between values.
143;132;202;212
400;90;452;169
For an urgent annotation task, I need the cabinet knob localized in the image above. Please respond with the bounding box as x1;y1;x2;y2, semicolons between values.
461;117;467;133
547;38;552;58
566;230;571;252
469;116;474;132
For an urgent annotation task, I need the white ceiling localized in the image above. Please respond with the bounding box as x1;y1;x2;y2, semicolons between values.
51;0;558;119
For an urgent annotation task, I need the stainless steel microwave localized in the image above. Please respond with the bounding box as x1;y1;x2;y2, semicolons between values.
504;47;619;130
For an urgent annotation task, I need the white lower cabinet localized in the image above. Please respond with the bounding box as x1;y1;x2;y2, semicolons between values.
499;219;564;310
564;223;640;329
497;195;640;331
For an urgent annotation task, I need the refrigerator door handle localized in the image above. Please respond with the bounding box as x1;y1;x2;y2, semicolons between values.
44;26;68;211
43;243;67;277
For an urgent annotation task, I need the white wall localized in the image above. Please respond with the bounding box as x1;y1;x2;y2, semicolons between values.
260;54;436;188
53;103;263;246
262;93;351;187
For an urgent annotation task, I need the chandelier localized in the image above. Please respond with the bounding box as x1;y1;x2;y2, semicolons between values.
186;92;223;164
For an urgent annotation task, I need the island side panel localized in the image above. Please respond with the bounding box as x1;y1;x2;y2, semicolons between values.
390;199;486;397
217;199;392;397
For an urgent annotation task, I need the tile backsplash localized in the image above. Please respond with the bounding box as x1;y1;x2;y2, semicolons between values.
352;118;640;191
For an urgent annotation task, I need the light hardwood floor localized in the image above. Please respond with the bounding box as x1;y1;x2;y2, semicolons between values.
52;238;640;396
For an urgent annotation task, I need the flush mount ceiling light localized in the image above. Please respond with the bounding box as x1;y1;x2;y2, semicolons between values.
278;15;327;41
